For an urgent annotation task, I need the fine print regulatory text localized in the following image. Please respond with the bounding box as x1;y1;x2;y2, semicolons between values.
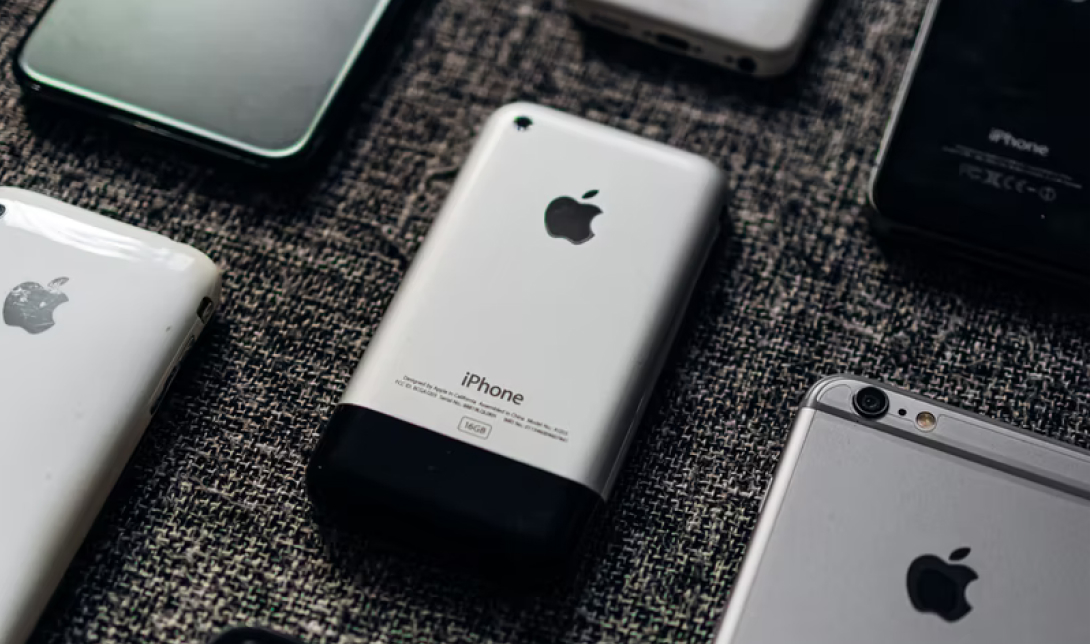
394;375;569;443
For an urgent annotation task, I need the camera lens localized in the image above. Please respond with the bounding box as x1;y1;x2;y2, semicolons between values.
514;116;533;131
853;386;889;419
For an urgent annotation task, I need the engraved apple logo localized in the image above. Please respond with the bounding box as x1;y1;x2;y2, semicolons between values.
544;190;603;245
3;277;70;335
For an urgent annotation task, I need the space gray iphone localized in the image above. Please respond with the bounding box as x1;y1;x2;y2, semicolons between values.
715;375;1090;644
307;103;727;573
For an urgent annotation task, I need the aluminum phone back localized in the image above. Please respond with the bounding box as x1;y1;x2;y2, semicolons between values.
715;375;1090;644
0;188;221;644
307;103;726;572
569;0;825;77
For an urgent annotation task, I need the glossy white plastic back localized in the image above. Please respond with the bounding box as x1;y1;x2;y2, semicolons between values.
341;103;726;497
570;0;825;76
0;188;221;644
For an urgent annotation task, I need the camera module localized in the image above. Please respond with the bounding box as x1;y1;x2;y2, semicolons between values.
514;116;533;131
853;386;889;419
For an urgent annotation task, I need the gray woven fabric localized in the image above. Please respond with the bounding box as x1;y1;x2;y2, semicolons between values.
3;0;1087;642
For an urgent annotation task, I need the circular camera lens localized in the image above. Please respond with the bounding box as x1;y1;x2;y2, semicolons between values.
737;57;757;74
853;386;889;419
514;116;533;131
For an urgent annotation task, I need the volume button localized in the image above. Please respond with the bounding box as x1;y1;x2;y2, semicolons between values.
150;335;195;415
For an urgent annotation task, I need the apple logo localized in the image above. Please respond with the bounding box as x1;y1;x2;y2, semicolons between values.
906;547;978;622
3;277;70;335
545;190;603;245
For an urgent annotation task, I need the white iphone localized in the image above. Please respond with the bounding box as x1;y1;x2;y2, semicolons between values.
307;103;727;576
569;0;826;77
0;188;221;643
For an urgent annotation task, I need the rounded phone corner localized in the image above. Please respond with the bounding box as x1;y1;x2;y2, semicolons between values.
12;49;41;94
176;239;222;278
736;1;823;77
481;101;556;137
687;152;730;185
747;40;807;78
236;125;328;171
801;374;868;409
865;164;882;208
864;169;902;241
11;21;51;94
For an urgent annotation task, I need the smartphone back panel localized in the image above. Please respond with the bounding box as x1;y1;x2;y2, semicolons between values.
870;0;1090;278
17;0;397;164
716;376;1090;644
342;103;724;494
570;0;825;76
0;188;221;644
308;103;726;571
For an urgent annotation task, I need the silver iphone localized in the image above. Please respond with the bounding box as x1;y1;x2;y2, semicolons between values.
307;102;727;573
715;375;1090;644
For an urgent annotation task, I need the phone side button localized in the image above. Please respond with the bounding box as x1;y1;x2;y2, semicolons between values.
150;335;196;415
150;363;181;416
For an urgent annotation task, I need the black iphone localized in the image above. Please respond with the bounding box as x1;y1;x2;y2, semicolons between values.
15;0;404;170
870;0;1090;282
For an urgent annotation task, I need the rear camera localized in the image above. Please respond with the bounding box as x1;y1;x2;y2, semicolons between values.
514;116;533;131
853;386;889;419
737;57;757;74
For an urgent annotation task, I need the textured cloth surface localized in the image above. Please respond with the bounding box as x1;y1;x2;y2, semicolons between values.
3;0;1088;643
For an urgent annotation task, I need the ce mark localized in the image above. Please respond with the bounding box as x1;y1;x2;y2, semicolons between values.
958;162;1044;197
959;163;1021;190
